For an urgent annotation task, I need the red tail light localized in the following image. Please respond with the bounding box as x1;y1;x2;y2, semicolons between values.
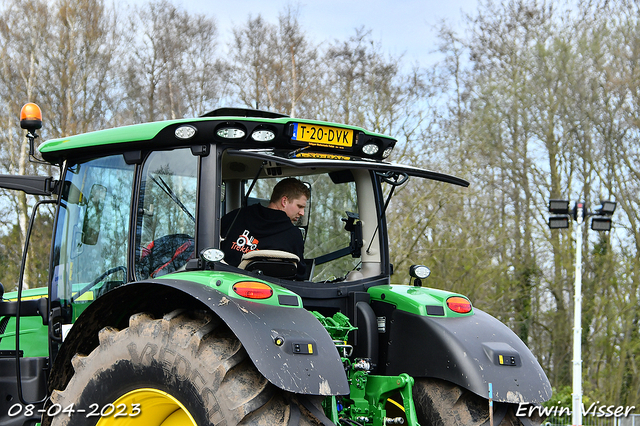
447;296;472;314
233;281;273;299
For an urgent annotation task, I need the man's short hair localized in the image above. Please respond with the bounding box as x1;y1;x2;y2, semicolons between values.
270;178;310;203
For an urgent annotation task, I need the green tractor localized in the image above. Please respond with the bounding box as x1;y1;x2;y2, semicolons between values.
0;104;551;425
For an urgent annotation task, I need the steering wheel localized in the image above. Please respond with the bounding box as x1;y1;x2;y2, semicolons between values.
72;265;127;302
137;234;195;279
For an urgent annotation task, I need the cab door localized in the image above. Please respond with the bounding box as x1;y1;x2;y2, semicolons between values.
50;154;135;323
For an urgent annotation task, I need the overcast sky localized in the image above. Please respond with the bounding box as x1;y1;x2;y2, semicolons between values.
133;0;480;67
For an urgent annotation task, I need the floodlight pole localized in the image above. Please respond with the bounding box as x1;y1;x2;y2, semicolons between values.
548;198;616;426
572;204;584;426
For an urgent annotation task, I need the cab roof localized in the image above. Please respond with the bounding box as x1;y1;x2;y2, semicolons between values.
39;110;395;162
37;108;468;187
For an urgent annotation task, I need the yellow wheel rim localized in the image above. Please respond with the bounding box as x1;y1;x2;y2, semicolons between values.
95;388;196;426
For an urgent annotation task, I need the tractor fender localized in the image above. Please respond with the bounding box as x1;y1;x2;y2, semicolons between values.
50;279;349;397
380;306;552;404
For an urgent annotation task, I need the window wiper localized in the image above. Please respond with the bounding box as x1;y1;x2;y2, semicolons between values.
149;174;195;223
366;171;408;254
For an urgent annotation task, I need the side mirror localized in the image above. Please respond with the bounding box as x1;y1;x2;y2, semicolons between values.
293;181;312;228
82;184;107;245
0;282;4;300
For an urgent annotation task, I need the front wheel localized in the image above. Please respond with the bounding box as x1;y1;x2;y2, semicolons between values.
47;309;323;426
412;378;543;426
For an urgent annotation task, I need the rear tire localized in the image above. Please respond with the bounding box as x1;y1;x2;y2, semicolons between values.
413;378;542;426
47;309;322;426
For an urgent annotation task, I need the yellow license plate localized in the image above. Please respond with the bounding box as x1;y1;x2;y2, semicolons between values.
294;152;351;160
291;123;353;148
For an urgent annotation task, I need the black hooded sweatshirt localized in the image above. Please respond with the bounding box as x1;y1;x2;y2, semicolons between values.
220;203;305;276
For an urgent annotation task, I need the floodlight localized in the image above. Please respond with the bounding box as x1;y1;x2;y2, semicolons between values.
549;199;570;214
548;216;569;229
409;265;431;279
591;217;612;231
597;201;616;215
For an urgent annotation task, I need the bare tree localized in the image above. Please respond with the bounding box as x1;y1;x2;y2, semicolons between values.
42;0;120;136
229;7;319;117
429;0;640;405
122;0;223;122
0;0;51;289
229;15;278;112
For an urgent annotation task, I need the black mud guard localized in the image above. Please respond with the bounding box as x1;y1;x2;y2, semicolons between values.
380;306;552;404
49;279;349;397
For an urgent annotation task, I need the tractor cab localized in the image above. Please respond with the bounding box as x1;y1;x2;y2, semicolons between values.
40;109;467;323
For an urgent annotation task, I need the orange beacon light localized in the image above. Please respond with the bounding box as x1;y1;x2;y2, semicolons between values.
20;103;42;132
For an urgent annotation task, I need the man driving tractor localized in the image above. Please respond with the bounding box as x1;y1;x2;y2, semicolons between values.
220;177;310;278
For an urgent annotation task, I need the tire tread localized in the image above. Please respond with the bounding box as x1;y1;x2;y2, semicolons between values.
47;309;323;426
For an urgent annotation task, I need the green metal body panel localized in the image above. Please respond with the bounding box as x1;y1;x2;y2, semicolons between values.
0;316;48;357
64;270;302;322
71;302;91;322
1;287;48;358
39;121;175;153
3;287;48;300
368;284;472;317
167;270;303;308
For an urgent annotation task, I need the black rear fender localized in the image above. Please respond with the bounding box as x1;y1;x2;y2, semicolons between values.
49;280;348;397
376;303;552;404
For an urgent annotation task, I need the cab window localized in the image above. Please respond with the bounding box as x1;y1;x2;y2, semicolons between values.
135;149;198;280
51;155;134;305
227;173;360;282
